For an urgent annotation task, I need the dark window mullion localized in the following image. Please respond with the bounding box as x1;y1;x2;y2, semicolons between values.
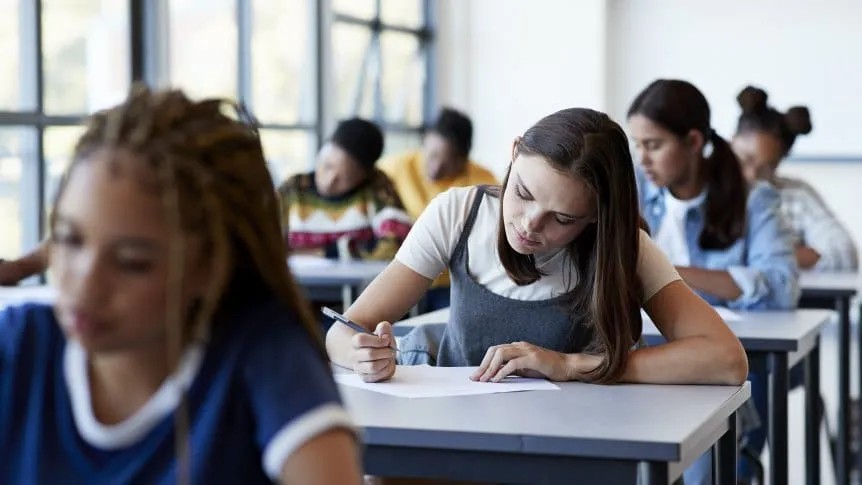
421;0;434;128
130;0;146;83
237;0;252;107
33;0;46;249
314;0;324;148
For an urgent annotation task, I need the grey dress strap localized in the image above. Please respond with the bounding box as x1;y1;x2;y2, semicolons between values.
399;186;592;366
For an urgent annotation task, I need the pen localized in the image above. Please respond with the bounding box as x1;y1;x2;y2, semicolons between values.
321;306;399;352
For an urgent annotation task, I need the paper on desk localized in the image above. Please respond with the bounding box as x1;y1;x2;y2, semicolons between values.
334;365;559;398
712;306;742;322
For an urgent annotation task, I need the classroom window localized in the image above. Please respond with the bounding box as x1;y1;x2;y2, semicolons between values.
0;0;433;263
332;0;431;155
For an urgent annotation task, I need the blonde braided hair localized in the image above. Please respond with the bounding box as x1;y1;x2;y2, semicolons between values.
51;84;321;482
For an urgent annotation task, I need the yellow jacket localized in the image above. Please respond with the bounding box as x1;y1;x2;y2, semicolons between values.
378;150;498;287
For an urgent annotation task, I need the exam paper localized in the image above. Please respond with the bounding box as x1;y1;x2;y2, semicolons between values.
334;365;559;398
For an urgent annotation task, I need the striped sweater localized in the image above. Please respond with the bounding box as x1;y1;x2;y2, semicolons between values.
278;170;412;260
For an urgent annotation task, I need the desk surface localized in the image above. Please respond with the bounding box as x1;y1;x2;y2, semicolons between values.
0;285;55;310
799;271;860;296
341;378;750;463
287;256;389;286
396;307;832;353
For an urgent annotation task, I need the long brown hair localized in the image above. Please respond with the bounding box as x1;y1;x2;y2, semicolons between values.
495;108;643;384
51;85;319;482
628;79;747;250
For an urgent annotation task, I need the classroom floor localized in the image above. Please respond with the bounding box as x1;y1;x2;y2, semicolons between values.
762;311;861;485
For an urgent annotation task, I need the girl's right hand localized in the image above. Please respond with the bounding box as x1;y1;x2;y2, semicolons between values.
349;321;397;382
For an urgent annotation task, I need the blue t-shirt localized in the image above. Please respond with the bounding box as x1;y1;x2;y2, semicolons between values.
0;301;353;484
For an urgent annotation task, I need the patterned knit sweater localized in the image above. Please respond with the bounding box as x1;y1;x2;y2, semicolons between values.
278;170;412;260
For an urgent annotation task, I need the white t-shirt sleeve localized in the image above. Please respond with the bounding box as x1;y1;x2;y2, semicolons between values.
395;187;477;279
637;230;682;303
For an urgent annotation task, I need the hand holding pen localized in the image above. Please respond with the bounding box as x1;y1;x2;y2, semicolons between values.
322;307;398;383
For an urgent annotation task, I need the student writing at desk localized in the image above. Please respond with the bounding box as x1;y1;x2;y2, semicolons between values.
326;107;748;481
732;85;858;271
0;87;360;484
627;79;800;484
279;118;412;261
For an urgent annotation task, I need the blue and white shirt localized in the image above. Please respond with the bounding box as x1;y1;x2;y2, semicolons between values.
0;301;353;484
637;169;800;310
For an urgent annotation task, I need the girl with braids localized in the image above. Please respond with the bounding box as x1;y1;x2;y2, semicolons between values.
628;79;799;485
733;85;858;271
327;109;746;387
0;86;360;484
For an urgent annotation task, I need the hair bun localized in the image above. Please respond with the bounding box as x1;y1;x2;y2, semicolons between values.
785;106;812;135
737;86;768;114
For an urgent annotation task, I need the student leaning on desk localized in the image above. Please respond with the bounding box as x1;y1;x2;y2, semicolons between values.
0;86;360;484
628;79;801;485
326;107;748;388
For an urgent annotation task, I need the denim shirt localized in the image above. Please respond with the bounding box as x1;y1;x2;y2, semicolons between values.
637;169;800;310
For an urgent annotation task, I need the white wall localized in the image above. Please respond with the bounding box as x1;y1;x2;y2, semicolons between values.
607;0;862;261
436;0;607;178
437;0;862;256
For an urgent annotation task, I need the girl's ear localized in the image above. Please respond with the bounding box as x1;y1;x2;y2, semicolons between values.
685;129;706;155
510;136;522;163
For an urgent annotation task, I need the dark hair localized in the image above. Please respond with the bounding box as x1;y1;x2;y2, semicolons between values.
628;79;746;250
431;107;473;157
735;85;812;155
330;117;385;170
495;108;642;384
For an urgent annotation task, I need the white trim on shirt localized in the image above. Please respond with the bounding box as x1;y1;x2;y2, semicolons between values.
262;403;356;480
64;340;204;450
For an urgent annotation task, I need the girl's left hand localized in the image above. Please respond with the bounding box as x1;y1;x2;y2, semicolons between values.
470;342;576;382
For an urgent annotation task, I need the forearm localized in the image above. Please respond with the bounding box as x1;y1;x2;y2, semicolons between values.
676;266;742;300
617;338;747;385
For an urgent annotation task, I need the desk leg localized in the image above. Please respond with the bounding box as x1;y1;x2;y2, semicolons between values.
715;412;737;485
806;336;821;485
341;285;354;311
769;352;789;485
644;461;668;485
836;296;851;485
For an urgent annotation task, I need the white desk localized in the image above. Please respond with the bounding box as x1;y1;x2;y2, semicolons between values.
799;271;861;485
287;256;389;308
395;307;832;485
341;375;750;484
0;285;55;310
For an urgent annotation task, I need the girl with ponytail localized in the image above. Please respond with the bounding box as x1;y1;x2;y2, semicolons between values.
628;79;800;485
628;79;798;311
733;85;857;271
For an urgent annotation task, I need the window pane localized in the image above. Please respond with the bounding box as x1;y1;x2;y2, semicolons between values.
380;32;424;125
380;0;423;29
42;0;130;115
0;127;37;258
251;0;315;125
260;129;315;185
332;0;375;20
332;23;375;119
43;126;86;214
169;0;237;100
383;131;421;157
0;0;33;111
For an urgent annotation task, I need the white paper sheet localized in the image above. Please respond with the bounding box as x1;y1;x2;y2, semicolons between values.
287;255;338;270
334;365;560;398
